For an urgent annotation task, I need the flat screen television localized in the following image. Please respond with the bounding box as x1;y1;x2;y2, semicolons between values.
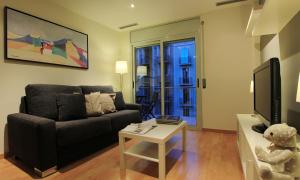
252;57;281;133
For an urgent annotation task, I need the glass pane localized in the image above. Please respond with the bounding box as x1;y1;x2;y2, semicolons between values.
135;45;161;119
163;39;197;126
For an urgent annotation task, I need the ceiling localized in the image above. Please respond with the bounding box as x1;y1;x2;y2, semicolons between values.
50;0;252;31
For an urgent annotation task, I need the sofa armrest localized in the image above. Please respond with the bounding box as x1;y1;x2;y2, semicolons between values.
7;113;57;172
125;103;142;112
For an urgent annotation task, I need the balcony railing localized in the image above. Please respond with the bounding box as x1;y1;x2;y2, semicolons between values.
179;56;192;66
179;77;194;86
180;98;195;107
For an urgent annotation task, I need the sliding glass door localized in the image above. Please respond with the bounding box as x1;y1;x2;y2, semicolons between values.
134;38;198;127
135;44;161;117
163;39;196;126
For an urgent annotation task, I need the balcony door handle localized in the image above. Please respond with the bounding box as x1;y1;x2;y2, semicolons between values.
202;78;206;89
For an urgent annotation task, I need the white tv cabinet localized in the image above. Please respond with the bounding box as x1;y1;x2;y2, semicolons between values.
237;114;300;180
237;114;271;180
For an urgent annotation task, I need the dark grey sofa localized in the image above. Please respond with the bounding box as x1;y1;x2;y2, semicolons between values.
7;84;142;177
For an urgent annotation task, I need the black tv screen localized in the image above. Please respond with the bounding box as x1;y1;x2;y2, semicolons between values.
253;57;281;126
254;66;271;121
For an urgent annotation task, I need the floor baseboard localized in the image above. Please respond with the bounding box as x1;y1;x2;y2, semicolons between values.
0;154;4;159
202;128;237;134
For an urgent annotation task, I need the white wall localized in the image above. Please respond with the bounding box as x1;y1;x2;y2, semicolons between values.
0;2;258;154
118;32;133;102
201;5;256;131
0;0;122;154
130;18;200;43
260;12;300;131
124;5;256;131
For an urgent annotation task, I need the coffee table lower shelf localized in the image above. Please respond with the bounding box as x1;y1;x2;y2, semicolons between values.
119;120;187;180
124;137;179;163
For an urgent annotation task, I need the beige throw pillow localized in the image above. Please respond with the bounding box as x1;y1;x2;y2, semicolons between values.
99;93;116;114
85;92;102;116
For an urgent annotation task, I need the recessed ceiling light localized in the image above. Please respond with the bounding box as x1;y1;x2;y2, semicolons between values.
130;3;135;8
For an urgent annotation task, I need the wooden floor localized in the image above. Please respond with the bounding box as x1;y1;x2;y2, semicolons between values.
0;131;244;180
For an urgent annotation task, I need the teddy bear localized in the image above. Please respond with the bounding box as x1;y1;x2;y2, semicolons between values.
255;123;300;180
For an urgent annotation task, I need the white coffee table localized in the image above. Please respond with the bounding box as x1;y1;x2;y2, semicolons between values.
119;119;187;180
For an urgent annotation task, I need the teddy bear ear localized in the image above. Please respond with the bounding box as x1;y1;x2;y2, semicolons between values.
290;127;297;136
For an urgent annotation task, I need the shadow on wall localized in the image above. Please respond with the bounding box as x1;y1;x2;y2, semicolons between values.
4;124;9;157
277;11;300;130
260;11;300;129
4;58;88;71
287;109;300;134
260;34;276;51
279;11;300;60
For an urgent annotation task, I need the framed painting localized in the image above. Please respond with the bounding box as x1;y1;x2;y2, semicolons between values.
4;7;89;69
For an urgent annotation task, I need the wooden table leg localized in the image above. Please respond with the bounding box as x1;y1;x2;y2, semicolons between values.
182;125;186;152
119;134;126;177
158;143;166;180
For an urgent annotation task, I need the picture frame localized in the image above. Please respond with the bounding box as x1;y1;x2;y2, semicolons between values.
4;7;89;69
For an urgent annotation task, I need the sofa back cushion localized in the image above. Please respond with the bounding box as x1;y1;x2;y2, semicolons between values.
57;94;87;121
80;85;114;94
114;92;126;110
25;84;82;120
27;95;58;119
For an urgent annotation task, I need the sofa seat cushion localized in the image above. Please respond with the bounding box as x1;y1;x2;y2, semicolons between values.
56;116;111;147
102;110;141;132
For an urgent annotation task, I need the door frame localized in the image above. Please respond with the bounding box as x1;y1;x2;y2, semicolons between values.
131;32;203;130
131;40;161;104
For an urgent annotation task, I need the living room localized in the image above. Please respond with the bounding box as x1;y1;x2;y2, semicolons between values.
0;0;300;179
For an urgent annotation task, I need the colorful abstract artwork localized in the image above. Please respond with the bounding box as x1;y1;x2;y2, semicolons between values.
4;7;88;69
